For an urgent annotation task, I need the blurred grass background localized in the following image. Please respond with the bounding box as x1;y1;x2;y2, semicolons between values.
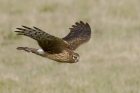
0;0;140;93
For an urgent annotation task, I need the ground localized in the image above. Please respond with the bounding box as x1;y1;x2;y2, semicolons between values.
0;0;140;93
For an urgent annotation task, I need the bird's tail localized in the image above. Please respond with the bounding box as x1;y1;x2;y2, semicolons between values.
17;47;46;57
17;47;38;53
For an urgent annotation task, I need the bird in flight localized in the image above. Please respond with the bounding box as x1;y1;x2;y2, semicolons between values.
15;21;91;63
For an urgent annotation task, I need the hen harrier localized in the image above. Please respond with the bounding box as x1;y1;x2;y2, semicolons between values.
15;21;91;63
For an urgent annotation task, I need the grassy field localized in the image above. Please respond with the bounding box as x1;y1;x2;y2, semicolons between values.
0;0;140;93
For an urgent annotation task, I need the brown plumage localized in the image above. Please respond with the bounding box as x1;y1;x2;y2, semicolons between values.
15;21;91;63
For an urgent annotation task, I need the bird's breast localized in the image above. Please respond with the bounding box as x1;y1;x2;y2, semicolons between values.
44;50;71;62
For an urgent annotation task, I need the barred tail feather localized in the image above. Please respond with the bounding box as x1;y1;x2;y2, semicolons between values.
16;47;38;53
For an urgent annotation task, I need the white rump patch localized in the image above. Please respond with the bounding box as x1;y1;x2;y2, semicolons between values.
37;49;45;54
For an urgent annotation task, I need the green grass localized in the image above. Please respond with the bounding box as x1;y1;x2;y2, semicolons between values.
0;0;140;93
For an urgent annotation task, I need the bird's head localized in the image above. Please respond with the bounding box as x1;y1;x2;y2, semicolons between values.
69;52;80;63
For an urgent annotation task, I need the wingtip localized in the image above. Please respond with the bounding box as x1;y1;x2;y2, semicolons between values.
16;27;20;29
71;21;90;29
80;21;83;23
22;25;27;28
79;21;90;25
75;21;84;24
86;22;89;26
14;30;18;32
80;21;84;24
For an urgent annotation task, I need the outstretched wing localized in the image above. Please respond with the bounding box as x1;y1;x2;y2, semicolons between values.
15;26;68;54
62;21;91;50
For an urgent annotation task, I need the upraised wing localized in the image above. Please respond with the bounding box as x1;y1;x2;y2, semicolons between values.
15;26;68;54
62;21;91;50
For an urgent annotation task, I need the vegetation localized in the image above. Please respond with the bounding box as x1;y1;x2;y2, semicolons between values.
0;0;140;93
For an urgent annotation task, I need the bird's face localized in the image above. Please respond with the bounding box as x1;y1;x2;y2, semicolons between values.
70;53;80;63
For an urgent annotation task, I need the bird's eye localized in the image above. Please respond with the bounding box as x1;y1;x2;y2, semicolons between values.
73;56;77;59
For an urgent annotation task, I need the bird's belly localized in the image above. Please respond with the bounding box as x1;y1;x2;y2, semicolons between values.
37;49;70;62
45;51;70;62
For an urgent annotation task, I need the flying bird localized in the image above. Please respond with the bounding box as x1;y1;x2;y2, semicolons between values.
15;21;91;63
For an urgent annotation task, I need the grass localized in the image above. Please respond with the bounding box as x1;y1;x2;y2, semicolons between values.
0;0;140;93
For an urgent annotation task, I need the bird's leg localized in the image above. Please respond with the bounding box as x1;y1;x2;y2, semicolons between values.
16;47;39;54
